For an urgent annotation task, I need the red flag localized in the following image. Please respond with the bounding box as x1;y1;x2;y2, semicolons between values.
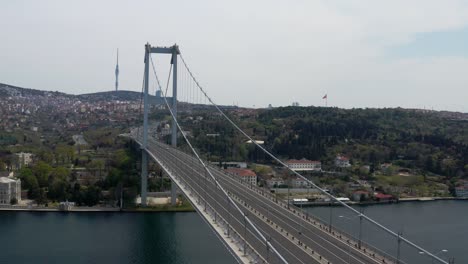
322;94;327;99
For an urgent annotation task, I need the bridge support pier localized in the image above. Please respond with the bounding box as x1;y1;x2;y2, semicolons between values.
141;151;148;206
171;180;177;206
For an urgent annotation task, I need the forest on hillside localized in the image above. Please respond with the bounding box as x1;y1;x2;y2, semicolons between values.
184;107;468;180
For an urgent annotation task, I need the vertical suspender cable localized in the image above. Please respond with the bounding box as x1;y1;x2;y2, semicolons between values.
149;55;289;264
177;51;448;264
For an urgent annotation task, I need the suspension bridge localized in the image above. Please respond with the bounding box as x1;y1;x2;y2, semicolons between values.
127;43;451;264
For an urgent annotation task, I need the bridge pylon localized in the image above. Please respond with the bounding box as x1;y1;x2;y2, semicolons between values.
141;43;180;206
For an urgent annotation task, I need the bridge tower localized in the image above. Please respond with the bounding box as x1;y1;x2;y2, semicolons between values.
141;43;180;206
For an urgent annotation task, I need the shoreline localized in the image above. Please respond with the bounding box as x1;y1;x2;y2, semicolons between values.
1;197;466;212
293;196;468;207
0;206;196;213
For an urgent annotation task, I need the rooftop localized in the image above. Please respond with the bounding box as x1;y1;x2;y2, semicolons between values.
0;177;17;183
336;155;350;161
226;168;256;177
286;158;321;164
375;193;393;199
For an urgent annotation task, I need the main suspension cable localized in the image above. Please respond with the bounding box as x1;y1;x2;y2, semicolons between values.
177;51;448;264
148;55;289;264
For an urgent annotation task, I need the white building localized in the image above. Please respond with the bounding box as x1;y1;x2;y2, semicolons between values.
286;158;321;171
291;177;312;188
59;201;75;211
266;177;285;188
0;177;21;204
335;155;351;168
226;168;257;186
16;152;33;168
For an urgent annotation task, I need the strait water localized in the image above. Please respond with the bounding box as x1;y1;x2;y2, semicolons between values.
0;201;466;264
304;200;467;264
0;212;236;264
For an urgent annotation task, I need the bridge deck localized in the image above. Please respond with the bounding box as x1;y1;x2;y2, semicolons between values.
138;137;393;264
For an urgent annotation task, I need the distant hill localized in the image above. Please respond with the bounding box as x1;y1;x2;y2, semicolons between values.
0;83;170;104
0;82;465;117
79;90;148;102
0;83;71;98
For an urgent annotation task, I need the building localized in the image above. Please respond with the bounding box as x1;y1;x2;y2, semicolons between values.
352;190;370;201
16;152;33;168
286;159;321;172
59;201;75;211
335;155;351;168
455;186;468;198
266;177;285;188
212;161;247;169
226;168;257;186
0;177;21;204
291;177;312;188
374;193;394;202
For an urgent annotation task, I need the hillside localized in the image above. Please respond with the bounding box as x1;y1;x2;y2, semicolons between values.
258;107;467;173
0;83;171;105
0;83;71;98
79;90;149;102
185;106;468;180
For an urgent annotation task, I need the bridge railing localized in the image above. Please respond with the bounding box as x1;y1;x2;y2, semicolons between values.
142;137;299;263
201;160;424;264
151;138;333;263
134;131;441;264
146;144;270;263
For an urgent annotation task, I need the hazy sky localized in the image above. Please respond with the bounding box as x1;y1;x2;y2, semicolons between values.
1;0;468;112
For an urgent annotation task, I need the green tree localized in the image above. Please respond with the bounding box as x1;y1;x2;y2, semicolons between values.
48;179;69;201
50;166;70;182
33;161;52;187
36;188;47;205
86;159;105;178
27;177;40;199
105;168;122;188
83;186;102;206
18;168;36;189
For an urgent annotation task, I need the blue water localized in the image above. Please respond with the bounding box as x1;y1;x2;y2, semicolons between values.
0;201;466;264
0;212;236;264
304;200;468;263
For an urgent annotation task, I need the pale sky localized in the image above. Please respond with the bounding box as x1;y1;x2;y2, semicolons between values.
1;0;468;112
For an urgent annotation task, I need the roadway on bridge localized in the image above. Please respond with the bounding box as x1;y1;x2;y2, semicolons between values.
146;138;387;264
147;140;314;263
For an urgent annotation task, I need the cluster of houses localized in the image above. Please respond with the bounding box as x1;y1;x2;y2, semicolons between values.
221;156;350;189
218;155;401;204
0;85;144;134
221;156;349;189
